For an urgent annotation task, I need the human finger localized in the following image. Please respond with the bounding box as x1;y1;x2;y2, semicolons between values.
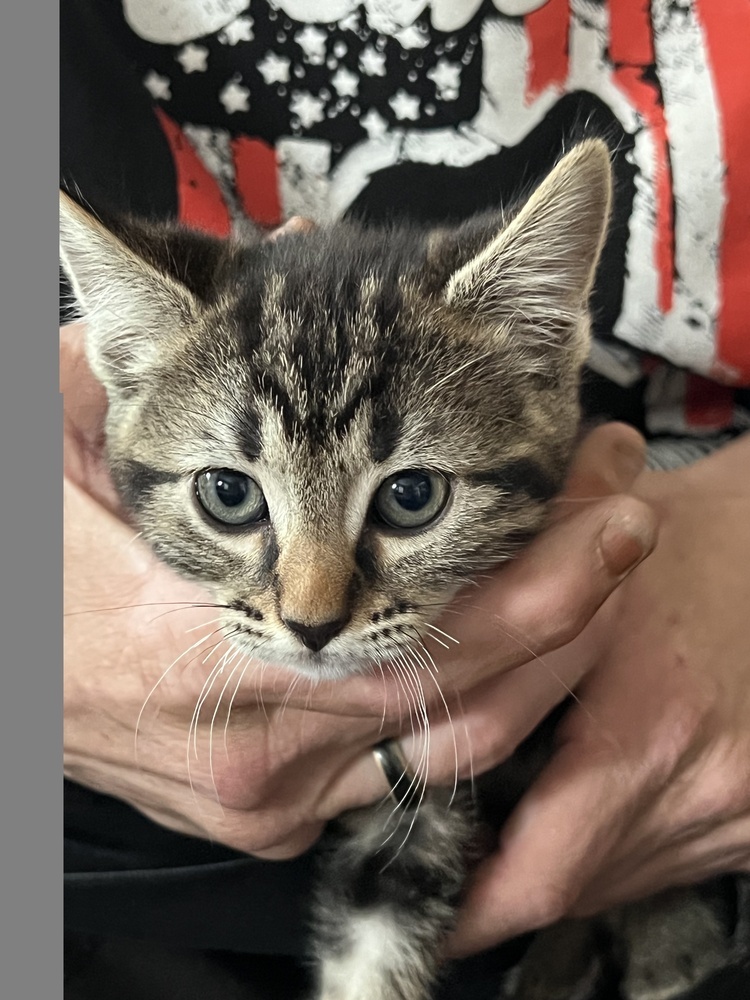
61;323;107;442
558;421;647;503
574;813;750;916
431;493;657;691
446;737;644;956
265;216;316;241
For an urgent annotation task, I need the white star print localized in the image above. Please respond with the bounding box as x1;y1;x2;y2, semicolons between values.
219;16;254;45
289;91;325;129
359;45;386;77
143;70;171;100
361;108;388;138
331;66;359;98
389;89;420;121
431;0;484;32
219;78;250;114
295;25;327;66
257;51;291;85
427;58;462;101
176;43;208;74
122;0;250;45
494;1;550;14
394;24;429;50
339;12;360;32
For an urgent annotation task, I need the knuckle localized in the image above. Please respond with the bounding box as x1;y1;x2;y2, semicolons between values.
725;755;750;811
688;743;750;821
211;819;273;855
642;695;718;788
544;601;592;650
213;812;322;859
458;724;517;780
206;807;292;856
670;703;713;762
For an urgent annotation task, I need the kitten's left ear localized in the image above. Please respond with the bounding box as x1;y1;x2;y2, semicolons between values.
60;192;201;395
443;140;612;358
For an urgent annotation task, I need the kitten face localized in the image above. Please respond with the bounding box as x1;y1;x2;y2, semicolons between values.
100;277;570;676
61;141;612;679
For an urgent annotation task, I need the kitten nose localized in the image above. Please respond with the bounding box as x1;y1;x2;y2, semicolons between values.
283;617;347;652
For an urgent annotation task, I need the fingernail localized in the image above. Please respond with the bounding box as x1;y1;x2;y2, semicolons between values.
599;511;652;576
267;216;315;241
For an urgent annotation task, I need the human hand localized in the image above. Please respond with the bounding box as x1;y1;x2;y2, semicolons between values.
63;320;656;860
448;432;750;955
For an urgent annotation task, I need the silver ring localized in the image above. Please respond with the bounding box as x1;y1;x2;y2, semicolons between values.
372;739;423;808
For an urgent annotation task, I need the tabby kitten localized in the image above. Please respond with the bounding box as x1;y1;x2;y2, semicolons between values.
60;142;745;1000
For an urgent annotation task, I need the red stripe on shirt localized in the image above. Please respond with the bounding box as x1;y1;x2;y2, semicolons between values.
154;108;231;237
231;136;282;228
525;0;570;101
685;374;735;430
608;0;654;65
693;0;750;385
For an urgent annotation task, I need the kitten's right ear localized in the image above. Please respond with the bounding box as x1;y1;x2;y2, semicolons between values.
59;192;200;395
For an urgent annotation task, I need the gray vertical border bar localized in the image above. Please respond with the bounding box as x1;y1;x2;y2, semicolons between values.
0;1;62;996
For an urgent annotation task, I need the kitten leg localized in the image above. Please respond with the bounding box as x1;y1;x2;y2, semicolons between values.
606;885;742;1000
503;883;744;1000
312;788;475;1000
501;919;604;1000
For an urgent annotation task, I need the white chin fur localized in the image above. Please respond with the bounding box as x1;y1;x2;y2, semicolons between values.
230;629;380;681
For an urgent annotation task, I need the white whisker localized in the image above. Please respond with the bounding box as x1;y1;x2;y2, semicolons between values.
223;657;252;756
408;631;460;808
423;622;460;646
375;658;389;736
186;616;227;633
377;654;429;860
278;672;302;723
192;644;234;760
208;648;243;805
186;658;225;805
122;531;144;552
134;623;229;766
393;652;430;857
454;688;475;792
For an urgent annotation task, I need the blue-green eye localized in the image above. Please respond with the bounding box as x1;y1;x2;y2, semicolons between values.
195;469;267;526
373;470;449;529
